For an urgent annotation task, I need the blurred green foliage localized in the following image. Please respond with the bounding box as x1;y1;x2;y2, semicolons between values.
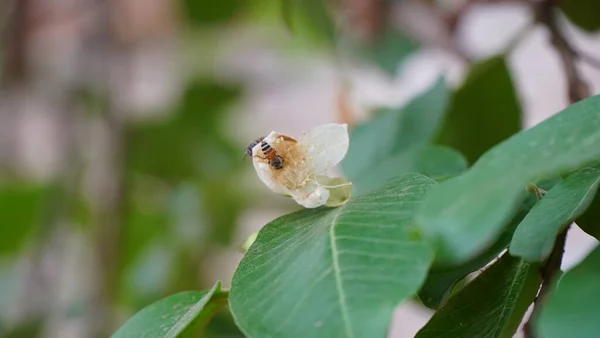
128;81;242;181
560;0;600;32
183;0;245;27
0;182;47;256
359;27;418;76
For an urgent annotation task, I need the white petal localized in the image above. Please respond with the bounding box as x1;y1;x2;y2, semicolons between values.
252;159;289;195
299;123;349;174
288;182;330;208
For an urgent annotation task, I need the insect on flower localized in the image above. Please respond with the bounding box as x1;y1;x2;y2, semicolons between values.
246;123;351;208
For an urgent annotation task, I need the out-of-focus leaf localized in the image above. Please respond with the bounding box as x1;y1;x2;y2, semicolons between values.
201;179;246;245
360;27;418;76
281;0;336;44
560;0;600;32
118;190;170;306
0;183;46;256
416;253;541;338
124;242;174;303
0;319;44;338
112;281;226;338
342;77;449;180
128;81;241;181
182;0;244;27
229;174;436;338
510;164;600;262
121;207;168;272
436;55;522;164
537;246;600;338
417;94;600;265
353;145;467;196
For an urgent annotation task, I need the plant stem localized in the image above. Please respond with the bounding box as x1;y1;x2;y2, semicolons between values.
534;0;590;102
523;225;568;338
523;1;592;336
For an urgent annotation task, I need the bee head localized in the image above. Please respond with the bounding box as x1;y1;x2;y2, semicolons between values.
244;136;265;159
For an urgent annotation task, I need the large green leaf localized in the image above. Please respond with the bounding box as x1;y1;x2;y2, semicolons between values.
418;194;536;309
417;94;600;264
510;163;600;262
353;145;467;196
229;174;436;338
0;183;46;256
342;77;449;180
436;55;522;164
560;0;600;32
416;253;541;338
112;281;226;338
537;246;600;338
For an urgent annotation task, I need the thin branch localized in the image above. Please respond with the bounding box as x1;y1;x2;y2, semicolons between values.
523;1;592;337
572;48;600;72
535;0;590;102
1;0;29;84
523;225;568;338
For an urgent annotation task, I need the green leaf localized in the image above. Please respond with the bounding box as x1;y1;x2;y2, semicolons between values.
418;195;536;309
353;145;467;196
360;27;418;76
229;174;436;338
538;246;600;338
436;55;522;164
182;0;244;27
560;0;600;32
0;183;46;256
203;310;246;338
417;93;600;264
112;281;226;338
510;163;600;262
575;175;600;241
416;253;541;338
128;81;241;181
279;0;336;45
342;77;449;180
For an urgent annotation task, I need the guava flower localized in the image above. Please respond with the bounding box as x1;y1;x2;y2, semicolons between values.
250;123;351;208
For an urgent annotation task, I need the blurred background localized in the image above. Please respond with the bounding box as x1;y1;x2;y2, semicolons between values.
0;0;599;337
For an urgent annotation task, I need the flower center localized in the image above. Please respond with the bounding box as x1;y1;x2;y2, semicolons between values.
270;136;313;191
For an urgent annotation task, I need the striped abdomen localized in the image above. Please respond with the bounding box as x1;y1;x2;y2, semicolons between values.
260;141;276;160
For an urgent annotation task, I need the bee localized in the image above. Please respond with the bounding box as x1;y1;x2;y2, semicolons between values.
245;137;265;158
259;140;285;170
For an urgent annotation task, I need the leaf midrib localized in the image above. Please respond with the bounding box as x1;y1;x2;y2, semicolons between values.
329;204;355;338
567;175;600;221
164;285;221;338
492;259;529;338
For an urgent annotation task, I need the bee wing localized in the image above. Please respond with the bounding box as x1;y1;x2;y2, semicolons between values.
299;123;349;175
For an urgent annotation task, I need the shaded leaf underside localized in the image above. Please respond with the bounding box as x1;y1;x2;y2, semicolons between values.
417;253;541;338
